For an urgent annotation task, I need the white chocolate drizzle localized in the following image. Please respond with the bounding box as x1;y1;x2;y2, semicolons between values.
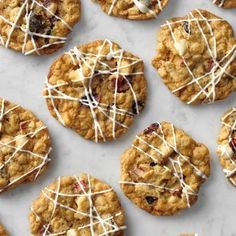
212;0;226;7
217;107;236;185
120;122;208;208
0;0;72;55
108;0;163;17
161;9;236;104
44;39;144;142
31;174;126;236
0;99;52;192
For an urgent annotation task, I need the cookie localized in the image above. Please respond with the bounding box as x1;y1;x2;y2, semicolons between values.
152;9;236;105
0;0;80;55
29;174;126;236
217;107;236;186
213;0;236;8
0;98;51;193
120;121;210;216
44;39;147;142
92;0;169;20
0;224;9;236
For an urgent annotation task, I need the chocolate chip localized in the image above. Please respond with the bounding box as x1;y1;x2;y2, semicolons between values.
150;162;157;167
144;123;160;135
145;196;157;204
183;21;191;35
29;14;45;33
132;101;144;115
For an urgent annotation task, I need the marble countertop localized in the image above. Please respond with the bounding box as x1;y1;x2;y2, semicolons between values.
0;0;236;235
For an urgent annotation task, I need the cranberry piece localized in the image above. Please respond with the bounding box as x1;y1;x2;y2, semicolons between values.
144;123;160;135
111;76;129;93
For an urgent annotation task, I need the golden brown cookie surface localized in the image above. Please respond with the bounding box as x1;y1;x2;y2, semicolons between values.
213;0;236;8
29;174;126;236
217;107;236;186
0;0;80;55
0;224;9;236
0;98;51;193
44;39;147;142
152;9;236;104
120;122;210;215
92;0;169;20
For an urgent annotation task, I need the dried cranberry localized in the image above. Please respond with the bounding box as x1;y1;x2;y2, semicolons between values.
144;123;160;135
145;196;157;204
183;21;191;34
132;101;144;115
207;59;215;72
111;76;129;93
20;122;28;130
230;138;236;153
74;180;87;191
172;189;182;198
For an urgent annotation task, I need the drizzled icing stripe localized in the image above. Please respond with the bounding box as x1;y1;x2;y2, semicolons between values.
31;174;126;236
0;99;52;192
44;39;144;142
120;122;208;208
0;0;72;55
218;107;236;184
161;9;236;104
108;0;163;17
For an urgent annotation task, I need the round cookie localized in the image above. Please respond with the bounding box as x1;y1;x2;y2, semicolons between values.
213;0;236;8
217;107;236;186
29;174;126;236
0;0;80;55
0;98;52;193
44;39;147;142
0;224;9;236
152;9;236;105
92;0;169;20
120;121;210;216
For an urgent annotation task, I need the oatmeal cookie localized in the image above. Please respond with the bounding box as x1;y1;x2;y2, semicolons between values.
120;121;210;215
213;0;236;8
0;98;51;193
0;0;81;55
92;0;169;20
44;39;147;142
0;224;9;236
152;9;236;104
217;107;236;186
29;174;126;236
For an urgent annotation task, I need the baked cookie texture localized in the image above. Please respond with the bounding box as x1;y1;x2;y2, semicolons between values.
0;0;80;55
152;9;236;105
44;39;147;142
213;0;236;8
0;98;51;193
92;0;169;20
217;107;236;186
29;174;126;236
0;224;9;236
120;121;210;216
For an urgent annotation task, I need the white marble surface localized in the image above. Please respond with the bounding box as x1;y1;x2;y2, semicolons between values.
0;0;236;235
